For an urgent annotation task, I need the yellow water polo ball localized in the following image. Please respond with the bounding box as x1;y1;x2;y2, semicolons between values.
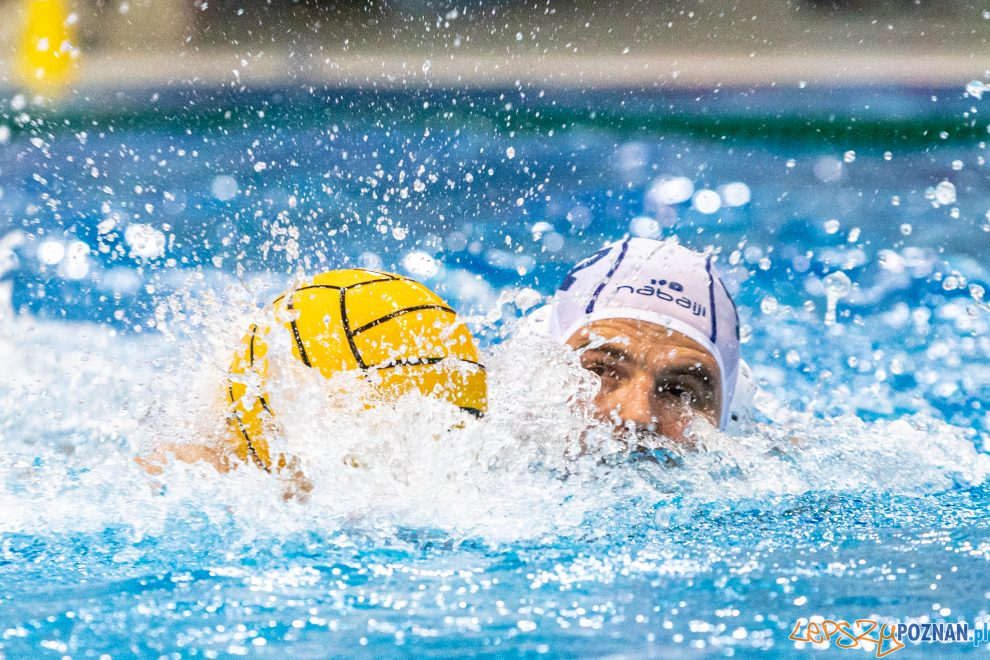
224;269;487;472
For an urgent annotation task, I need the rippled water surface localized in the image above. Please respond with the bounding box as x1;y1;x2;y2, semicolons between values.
1;86;989;656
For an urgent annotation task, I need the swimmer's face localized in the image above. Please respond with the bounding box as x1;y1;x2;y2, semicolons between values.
567;318;721;447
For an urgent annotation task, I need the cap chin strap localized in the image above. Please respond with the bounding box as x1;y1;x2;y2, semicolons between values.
555;308;733;430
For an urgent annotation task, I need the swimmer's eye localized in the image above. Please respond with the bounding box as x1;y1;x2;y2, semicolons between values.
587;360;621;381
659;383;696;402
657;380;715;412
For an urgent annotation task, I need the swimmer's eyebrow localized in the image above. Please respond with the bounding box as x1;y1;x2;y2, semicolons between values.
581;344;635;365
658;363;718;387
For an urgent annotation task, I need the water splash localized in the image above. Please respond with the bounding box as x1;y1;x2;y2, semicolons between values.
966;80;989;99
821;270;852;326
1;295;986;548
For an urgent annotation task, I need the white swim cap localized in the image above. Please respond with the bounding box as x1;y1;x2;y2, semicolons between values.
548;237;741;429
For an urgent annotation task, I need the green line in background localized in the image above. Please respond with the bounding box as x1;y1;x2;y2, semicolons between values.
0;91;982;148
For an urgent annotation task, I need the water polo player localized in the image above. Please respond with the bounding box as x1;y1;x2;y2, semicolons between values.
138;269;487;483
534;237;753;448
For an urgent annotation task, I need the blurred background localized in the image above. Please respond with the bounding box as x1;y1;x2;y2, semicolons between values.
0;0;987;420
1;0;989;90
2;4;990;656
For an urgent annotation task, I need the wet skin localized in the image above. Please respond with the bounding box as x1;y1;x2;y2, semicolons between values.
566;318;722;447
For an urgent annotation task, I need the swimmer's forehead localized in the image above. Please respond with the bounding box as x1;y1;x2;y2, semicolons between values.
568;318;718;364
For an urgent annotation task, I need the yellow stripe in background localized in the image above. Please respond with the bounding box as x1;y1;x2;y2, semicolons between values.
17;0;78;96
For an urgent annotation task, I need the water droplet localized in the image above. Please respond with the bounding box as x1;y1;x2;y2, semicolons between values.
648;176;694;205
823;219;841;234
843;150;856;163
813;157;843;182
210;175;238;201
878;250;904;273
38;240;65;265
692;189;721;214
739;324;752;344
61;241;90;280
506;146;516;159
822;271;852;326
629;216;661;239
358;252;384;270
719;182;751;207
966;80;988;99
900;223;913;236
401;251;439;278
124;224;166;260
935;180;957;204
566;205;592;230
760;296;778;314
542;232;565;252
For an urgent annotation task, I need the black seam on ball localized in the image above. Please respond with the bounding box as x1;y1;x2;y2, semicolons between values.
286;292;312;368
227;384;271;473
292;284;342;293
341;277;397;291
259;395;274;416
357;269;400;281
339;287;368;369
370;356;487;370
372;356;446;369
248;324;258;366
351;304;456;335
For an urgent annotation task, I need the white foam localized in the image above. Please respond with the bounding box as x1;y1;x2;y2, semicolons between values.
0;296;987;546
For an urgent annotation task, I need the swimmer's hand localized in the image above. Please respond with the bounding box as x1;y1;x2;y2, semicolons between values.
135;442;233;475
135;444;313;503
278;454;313;503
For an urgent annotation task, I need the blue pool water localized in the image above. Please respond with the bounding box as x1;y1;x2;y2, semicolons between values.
0;86;989;657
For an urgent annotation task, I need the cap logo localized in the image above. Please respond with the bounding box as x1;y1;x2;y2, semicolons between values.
614;278;707;317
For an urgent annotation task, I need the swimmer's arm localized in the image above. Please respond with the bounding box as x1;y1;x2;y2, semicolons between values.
135;443;312;502
134;441;233;475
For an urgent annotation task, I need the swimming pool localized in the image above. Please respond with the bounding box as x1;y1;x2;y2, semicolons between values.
0;85;988;656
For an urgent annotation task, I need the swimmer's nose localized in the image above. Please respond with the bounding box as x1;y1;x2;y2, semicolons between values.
602;374;692;446
611;374;658;433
